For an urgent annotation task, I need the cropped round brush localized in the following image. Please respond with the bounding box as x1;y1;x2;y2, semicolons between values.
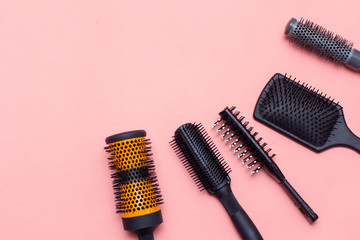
285;18;360;71
254;73;360;153
170;123;263;240
104;130;163;240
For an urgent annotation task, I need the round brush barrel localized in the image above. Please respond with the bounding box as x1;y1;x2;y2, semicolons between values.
105;130;163;240
285;18;360;71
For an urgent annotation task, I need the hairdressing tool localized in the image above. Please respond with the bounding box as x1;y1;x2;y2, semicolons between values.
105;130;163;240
170;123;263;240
285;17;360;71
253;73;360;153
213;106;318;223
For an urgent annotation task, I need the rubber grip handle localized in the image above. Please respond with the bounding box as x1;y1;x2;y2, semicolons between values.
217;186;263;240
280;179;318;223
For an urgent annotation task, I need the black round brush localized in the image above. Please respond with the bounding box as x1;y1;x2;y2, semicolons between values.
170;123;263;240
285;18;360;71
105;130;163;240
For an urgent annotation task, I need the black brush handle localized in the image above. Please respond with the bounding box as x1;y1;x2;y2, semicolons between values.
330;116;360;153
136;228;155;240
215;184;263;240
138;234;154;240
280;179;318;223
342;130;360;153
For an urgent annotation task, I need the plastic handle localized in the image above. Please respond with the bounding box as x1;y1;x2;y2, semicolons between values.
343;129;360;153
216;185;263;240
136;228;155;240
280;179;318;223
346;48;360;71
138;234;154;240
331;115;360;153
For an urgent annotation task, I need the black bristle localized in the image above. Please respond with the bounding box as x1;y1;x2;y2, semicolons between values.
213;106;278;176
170;123;231;193
289;18;353;64
256;73;341;147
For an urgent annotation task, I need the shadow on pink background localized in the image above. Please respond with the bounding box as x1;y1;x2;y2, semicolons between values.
0;1;359;239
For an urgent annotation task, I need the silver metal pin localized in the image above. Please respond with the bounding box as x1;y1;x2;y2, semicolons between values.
237;149;248;159
217;124;225;133
246;159;257;169
243;155;253;165
221;129;231;139
225;133;234;143
212;118;222;128
251;165;262;175
234;144;244;153
230;139;239;149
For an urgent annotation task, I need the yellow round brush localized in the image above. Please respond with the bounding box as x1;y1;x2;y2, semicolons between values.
105;130;163;240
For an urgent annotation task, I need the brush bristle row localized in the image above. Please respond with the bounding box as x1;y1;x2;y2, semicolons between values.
213;107;276;175
170;123;231;193
257;73;342;147
289;18;353;64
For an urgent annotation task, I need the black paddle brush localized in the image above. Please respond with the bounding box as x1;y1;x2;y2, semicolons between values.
213;106;318;223
254;73;360;153
170;123;263;240
285;17;360;71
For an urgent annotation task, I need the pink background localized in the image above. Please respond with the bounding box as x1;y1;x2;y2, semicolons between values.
0;1;359;239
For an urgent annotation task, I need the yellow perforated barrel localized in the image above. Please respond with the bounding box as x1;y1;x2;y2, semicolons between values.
105;130;162;219
107;137;160;218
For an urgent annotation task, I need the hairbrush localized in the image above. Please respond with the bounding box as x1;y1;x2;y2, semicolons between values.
254;73;360;153
170;123;263;240
213;106;318;223
104;130;163;240
285;17;360;71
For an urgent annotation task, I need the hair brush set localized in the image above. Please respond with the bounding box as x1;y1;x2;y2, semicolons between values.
101;16;359;240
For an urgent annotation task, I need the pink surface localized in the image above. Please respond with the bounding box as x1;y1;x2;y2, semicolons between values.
0;1;359;239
